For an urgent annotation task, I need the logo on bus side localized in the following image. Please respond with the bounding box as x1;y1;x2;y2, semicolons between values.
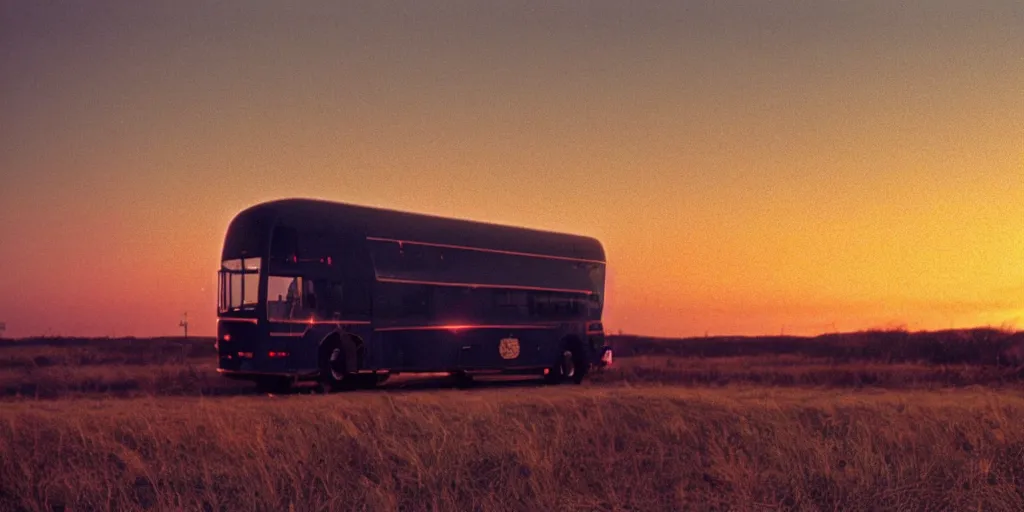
499;337;520;359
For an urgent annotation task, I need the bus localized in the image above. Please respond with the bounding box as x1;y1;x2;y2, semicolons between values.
216;198;611;392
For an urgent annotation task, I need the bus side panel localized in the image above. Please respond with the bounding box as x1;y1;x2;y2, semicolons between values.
372;329;459;371
454;327;561;370
374;327;560;371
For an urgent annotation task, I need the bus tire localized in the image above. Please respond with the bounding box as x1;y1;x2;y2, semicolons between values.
570;343;589;385
545;337;588;385
319;336;357;392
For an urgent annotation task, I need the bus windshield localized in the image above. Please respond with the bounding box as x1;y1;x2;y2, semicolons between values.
218;258;261;313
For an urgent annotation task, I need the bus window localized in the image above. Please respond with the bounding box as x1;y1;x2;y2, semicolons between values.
267;275;314;320
268;276;346;321
307;279;344;320
267;276;297;320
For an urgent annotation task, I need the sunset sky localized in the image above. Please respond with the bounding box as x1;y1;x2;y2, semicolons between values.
1;1;1021;339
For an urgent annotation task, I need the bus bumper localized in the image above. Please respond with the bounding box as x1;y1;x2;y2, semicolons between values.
216;352;318;380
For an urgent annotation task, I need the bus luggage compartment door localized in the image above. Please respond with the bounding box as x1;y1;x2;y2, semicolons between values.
455;328;547;370
379;327;548;371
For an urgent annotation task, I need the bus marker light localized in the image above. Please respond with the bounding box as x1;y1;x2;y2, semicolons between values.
269;351;289;358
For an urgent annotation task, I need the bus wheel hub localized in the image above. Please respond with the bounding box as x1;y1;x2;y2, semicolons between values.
329;348;345;380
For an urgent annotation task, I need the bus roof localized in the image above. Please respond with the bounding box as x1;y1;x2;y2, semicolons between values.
224;198;606;263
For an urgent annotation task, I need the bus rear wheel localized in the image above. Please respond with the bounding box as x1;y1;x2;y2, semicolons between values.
545;340;587;385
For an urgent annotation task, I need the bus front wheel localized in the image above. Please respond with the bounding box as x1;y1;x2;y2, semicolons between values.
319;337;357;392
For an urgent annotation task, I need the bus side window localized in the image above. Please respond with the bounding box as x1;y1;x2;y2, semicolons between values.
304;279;317;311
331;282;344;318
267;276;297;321
313;280;345;320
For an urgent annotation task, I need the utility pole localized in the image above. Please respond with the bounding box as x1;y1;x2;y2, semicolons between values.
179;312;189;338
0;321;6;339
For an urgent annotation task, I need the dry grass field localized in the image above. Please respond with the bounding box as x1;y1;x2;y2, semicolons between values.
1;328;1023;511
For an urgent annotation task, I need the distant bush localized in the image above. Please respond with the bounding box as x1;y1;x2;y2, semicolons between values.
0;337;215;370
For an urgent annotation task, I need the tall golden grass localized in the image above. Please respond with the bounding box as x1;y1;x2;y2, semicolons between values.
1;387;1022;511
1;329;1022;510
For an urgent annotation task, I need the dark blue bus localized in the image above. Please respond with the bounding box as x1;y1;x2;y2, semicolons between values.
216;198;610;392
